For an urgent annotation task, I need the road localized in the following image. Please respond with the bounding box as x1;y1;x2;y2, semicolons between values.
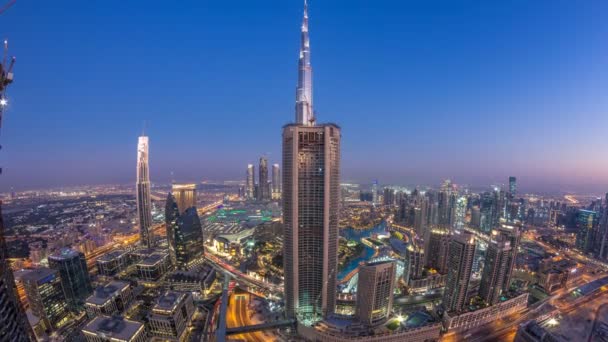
204;251;283;294
226;292;277;342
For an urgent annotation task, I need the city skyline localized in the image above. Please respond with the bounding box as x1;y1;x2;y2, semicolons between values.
2;1;608;341
1;1;608;192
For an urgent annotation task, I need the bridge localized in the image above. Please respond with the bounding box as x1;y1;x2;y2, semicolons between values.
225;319;296;335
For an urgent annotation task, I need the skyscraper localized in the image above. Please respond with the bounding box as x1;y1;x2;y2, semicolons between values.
165;193;204;269
404;244;424;284
22;268;69;332
498;224;521;291
479;231;512;305
283;0;341;324
136;135;153;248
258;156;270;201
371;180;379;205
424;228;450;274
576;209;597;253
172;183;197;215
246;164;255;199
48;248;93;309
355;260;396;326
0;42;36;342
272;163;281;199
508;176;517;199
443;231;476;313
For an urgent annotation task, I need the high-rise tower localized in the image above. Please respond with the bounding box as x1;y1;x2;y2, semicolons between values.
272;163;281;199
0;43;36;341
283;0;341;325
48;248;93;309
258;157;270;201
137;135;153;248
479;231;511;305
165;190;204;270
443;231;476;313
246;164;255;199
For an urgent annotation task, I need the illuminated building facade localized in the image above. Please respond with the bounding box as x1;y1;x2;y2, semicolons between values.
136;135;153;248
283;0;341;325
48;248;92;309
22;268;69;332
355;260;396;326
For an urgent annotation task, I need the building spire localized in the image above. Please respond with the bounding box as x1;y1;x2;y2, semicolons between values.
295;0;315;126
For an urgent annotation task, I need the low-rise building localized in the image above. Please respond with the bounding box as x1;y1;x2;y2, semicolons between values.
298;319;442;342
212;227;256;256
408;273;447;294
85;280;133;317
97;250;132;276
443;292;529;332
514;320;561;342
82;315;147;342
136;252;171;281
537;258;582;294
148;291;195;341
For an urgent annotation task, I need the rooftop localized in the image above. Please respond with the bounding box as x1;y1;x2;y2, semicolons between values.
82;316;144;340
153;291;187;314
48;247;81;261
21;267;57;283
86;281;130;306
137;252;168;267
97;249;128;263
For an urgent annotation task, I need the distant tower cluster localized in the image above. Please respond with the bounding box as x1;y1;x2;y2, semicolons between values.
136;135;153;248
283;0;341;325
244;157;280;201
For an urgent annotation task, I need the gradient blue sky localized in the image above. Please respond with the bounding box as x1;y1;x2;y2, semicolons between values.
1;0;608;193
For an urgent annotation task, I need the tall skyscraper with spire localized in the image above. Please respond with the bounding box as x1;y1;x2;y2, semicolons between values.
283;0;341;324
136;135;153;248
295;0;314;126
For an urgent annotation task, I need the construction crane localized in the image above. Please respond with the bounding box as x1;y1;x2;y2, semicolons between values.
0;39;15;123
0;0;15;15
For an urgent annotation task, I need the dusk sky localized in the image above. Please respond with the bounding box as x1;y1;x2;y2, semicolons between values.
2;0;608;193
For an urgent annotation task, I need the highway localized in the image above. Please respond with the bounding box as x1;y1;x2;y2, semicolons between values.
204;251;283;294
226;292;278;342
